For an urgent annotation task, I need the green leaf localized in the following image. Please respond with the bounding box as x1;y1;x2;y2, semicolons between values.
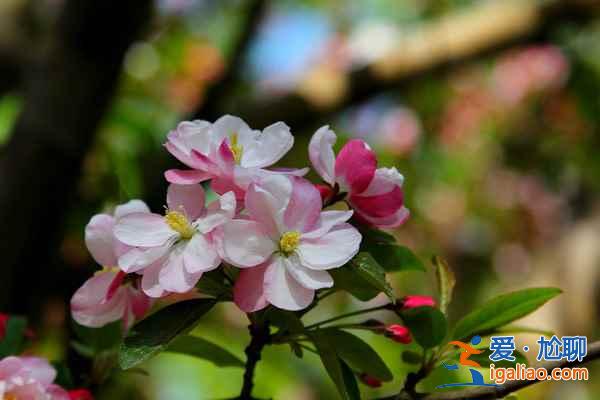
401;306;447;348
195;269;232;300
266;309;305;335
492;325;554;337
470;349;528;368
166;335;244;367
73;320;122;355
331;252;394;302
319;329;392;382
310;331;361;400
119;299;216;369
52;361;74;389
361;228;425;272
401;350;423;365
433;256;455;314
0;316;27;357
340;360;361;400
452;287;562;340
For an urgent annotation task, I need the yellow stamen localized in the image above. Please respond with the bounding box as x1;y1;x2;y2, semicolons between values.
4;393;17;400
165;210;195;239
94;266;119;276
279;231;301;255
230;133;243;164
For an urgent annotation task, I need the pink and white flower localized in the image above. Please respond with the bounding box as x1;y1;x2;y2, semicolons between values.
114;184;235;298
71;200;153;329
222;175;361;311
164;115;295;200
0;356;69;400
309;126;409;229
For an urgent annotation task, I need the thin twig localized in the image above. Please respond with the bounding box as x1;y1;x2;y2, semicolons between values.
304;304;390;330
238;320;270;400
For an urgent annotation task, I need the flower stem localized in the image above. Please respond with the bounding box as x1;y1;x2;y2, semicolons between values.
304;304;390;329
239;319;270;400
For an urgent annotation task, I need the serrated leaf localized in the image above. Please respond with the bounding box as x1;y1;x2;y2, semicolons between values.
452;287;562;340
401;306;447;348
310;331;360;400
0;316;27;357
119;299;216;369
319;329;392;382
166;335;244;367
331;253;394;302
433;256;455;315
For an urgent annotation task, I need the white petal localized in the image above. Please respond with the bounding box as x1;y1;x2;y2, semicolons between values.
264;256;314;311
211;115;251;148
308;125;336;185
85;214;117;266
118;243;171;273
114;200;150;219
158;244;202;293
301;210;354;239
285;254;334;290
141;262;168;298
114;213;176;247
240;122;294;168
222;220;276;267
183;234;220;273
195;191;236;234
297;223;361;270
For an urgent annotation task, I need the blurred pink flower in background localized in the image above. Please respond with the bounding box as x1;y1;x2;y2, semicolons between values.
380;107;422;156
0;356;69;400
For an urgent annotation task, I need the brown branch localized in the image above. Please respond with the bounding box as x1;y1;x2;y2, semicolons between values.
238;320;270;400
376;340;600;400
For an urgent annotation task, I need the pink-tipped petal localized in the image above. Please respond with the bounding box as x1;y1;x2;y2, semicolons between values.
297;223;361;270
167;183;206;220
141;262;168;298
114;213;175;247
85;214;117;267
350;185;403;218
195;191;236;234
245;174;293;237
70;272;127;328
309;125;337;185
114;199;150;219
354;206;410;229
164;169;212;185
302;210;354;240
335;139;377;193
222;220;276;268
233;263;269;312
264;256;314;311
118;243;170;273
283;177;322;233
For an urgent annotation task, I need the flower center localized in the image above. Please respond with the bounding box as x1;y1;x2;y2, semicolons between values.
230;133;243;164
279;231;301;255
4;393;17;400
94;266;119;276
165;210;195;239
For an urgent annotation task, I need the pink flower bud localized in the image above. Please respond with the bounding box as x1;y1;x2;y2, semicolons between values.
69;389;94;400
0;313;8;340
359;373;382;388
384;324;412;344
315;183;334;203
402;295;436;310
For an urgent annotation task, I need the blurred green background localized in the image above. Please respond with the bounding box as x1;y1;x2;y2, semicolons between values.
0;0;599;398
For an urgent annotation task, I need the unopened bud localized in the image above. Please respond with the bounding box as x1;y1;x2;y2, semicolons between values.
315;184;334;203
68;389;94;400
384;324;412;344
359;373;382;388
400;295;436;310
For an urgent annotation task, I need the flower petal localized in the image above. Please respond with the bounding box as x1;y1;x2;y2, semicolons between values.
233;263;269;312
245;174;293;237
354;205;410;229
114;199;150;220
70;272;126;328
222;220;276;268
85;214;117;266
158;244;202;293
114;213;175;247
167;183;206;221
164;169;212;185
350;185;403;218
183;234;220;273
240;122;294;168
285;254;334;290
141;262;168;298
283;177;322;233
118;243;171;273
211;115;251;146
297;223;361;270
334;139;377;193
301;210;354;240
195;191;236;234
264;256;314;311
20;357;56;386
309;125;336;185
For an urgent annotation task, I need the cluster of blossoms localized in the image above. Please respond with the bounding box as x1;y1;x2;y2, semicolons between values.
70;115;410;327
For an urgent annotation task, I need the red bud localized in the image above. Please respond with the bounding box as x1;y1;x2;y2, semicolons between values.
401;295;436;310
384;324;412;344
359;373;382;388
68;389;94;400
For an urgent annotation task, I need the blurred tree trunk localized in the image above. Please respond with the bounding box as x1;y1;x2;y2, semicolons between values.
0;0;152;313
